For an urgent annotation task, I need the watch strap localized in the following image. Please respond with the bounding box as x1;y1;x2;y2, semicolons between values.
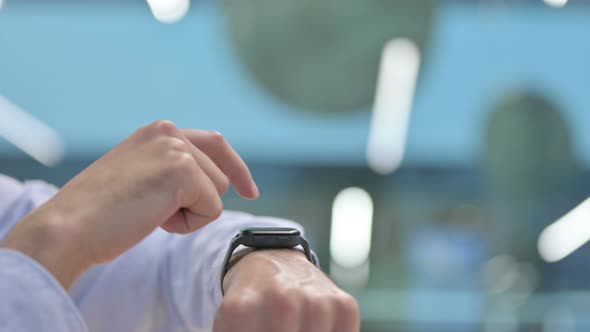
220;232;319;295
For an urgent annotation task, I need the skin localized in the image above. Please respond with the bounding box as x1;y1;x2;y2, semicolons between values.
218;249;360;332
0;120;360;332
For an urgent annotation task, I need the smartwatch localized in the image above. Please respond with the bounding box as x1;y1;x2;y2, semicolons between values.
220;227;319;295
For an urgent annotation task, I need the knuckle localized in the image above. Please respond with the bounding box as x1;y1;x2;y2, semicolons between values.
266;288;297;317
305;293;322;309
167;152;195;177
219;298;251;321
337;294;360;319
338;294;359;315
160;136;188;152
209;130;227;145
149;120;179;137
305;294;329;319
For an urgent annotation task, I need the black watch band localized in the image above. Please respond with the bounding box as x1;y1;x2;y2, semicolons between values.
220;227;319;295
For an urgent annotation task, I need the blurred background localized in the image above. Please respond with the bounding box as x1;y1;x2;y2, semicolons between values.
2;0;590;331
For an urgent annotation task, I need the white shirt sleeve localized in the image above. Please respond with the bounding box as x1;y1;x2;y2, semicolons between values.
69;211;305;332
0;176;310;332
0;249;88;332
163;211;305;330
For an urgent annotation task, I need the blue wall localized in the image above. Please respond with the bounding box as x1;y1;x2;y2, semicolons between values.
0;2;589;166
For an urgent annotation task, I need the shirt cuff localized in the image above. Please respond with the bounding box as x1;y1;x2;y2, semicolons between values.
0;249;88;332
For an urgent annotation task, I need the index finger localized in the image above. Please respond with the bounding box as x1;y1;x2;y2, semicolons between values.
181;129;259;200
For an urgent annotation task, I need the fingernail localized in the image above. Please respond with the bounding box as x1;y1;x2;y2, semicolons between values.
252;182;260;198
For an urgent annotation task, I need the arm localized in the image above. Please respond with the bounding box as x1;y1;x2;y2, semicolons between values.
0;121;257;332
163;212;307;329
0;121;360;332
164;211;360;332
216;249;360;332
0;250;88;331
0;176;300;331
0;121;258;289
69;212;304;331
0;177;88;331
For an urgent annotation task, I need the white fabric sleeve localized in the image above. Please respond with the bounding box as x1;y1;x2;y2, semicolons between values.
162;211;305;330
0;249;88;332
68;211;306;332
0;176;311;331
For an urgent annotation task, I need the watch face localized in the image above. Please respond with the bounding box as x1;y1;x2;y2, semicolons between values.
240;227;301;236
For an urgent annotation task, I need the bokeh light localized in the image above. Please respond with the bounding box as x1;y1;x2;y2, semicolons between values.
330;187;374;268
367;38;421;175
538;198;590;263
0;96;65;167
146;0;190;24
544;0;568;8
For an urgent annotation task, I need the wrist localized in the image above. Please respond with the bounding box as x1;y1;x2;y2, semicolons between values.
223;249;309;294
0;205;91;289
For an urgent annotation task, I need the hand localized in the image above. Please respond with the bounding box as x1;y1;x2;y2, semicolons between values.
214;249;361;332
0;120;258;288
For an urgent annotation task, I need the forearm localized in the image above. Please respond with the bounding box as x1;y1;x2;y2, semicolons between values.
0;205;90;289
223;249;311;294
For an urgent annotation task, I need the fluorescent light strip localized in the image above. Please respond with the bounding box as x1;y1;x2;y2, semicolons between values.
330;187;374;268
538;198;590;263
544;0;568;8
367;38;421;175
146;0;190;24
0;96;65;167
